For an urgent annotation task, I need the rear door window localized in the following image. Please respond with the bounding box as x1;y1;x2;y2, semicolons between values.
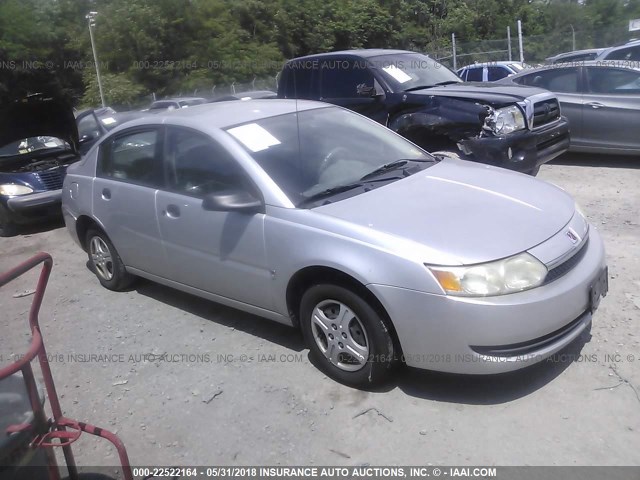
283;62;320;99
465;67;483;82
487;66;510;81
320;59;374;98
586;67;640;94
515;68;579;93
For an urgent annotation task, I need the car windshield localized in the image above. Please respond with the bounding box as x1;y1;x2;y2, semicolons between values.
225;106;436;207
97;113;134;131
0;136;70;158
369;53;462;92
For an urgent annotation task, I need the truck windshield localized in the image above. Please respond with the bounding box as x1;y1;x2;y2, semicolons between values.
225;106;436;207
369;53;462;92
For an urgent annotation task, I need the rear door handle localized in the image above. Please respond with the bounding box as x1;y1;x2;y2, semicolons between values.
586;102;605;109
164;204;181;218
101;188;111;200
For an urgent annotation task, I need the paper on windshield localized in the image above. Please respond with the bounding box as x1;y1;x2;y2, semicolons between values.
382;65;412;83
101;117;117;125
227;123;281;152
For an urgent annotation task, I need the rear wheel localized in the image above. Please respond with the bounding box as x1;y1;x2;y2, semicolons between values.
86;228;135;291
300;284;394;387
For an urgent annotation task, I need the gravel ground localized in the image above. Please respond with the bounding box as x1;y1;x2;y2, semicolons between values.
1;153;639;469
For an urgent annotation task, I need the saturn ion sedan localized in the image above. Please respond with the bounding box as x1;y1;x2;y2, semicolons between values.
62;100;608;386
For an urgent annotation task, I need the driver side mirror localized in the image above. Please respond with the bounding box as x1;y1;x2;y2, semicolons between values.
356;83;382;98
79;131;99;144
202;188;263;214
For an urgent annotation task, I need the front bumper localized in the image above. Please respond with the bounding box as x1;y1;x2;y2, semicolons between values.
1;190;62;225
6;190;62;212
460;117;570;173
368;227;607;374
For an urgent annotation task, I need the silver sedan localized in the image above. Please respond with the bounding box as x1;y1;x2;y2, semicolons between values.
62;100;608;387
498;61;640;154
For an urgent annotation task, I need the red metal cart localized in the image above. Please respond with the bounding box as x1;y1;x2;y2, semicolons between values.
0;252;133;480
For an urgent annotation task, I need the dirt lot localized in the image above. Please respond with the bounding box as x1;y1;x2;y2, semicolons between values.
1;154;639;468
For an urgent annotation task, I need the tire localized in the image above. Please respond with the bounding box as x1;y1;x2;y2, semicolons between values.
300;284;395;387
85;228;135;291
0;204;19;237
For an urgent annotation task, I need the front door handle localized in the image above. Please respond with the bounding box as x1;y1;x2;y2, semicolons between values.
164;204;181;218
586;102;605;109
101;188;111;200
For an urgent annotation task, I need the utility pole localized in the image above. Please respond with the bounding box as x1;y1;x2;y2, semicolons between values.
517;20;524;63
569;24;576;51
452;33;457;70
507;26;512;61
86;11;105;108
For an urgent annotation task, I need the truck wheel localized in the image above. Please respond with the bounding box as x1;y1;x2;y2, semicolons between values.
86;228;135;291
300;284;395;387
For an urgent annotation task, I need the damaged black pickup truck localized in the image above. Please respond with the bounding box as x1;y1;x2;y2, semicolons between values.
277;49;570;175
0;94;80;236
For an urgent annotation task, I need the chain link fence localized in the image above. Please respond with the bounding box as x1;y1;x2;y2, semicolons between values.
435;23;637;69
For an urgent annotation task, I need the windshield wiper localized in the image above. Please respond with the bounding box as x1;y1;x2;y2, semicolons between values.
434;81;460;86
298;183;364;206
359;158;432;181
402;85;437;92
403;81;460;92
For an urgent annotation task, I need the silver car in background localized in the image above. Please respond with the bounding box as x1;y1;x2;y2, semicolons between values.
498;61;640;154
62;100;608;387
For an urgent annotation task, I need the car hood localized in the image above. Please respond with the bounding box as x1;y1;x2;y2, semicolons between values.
314;159;575;265
0;94;79;156
409;82;548;106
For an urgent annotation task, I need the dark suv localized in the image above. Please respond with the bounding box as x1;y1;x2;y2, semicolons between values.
278;49;570;174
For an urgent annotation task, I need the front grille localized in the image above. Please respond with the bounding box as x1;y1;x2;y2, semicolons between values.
470;313;586;357
532;98;561;129
35;168;64;190
543;238;589;285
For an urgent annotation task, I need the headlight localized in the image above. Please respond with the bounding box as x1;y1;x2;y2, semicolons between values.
484;105;526;135
427;252;547;297
0;184;33;196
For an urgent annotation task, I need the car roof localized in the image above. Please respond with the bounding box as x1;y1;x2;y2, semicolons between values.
506;60;640;78
125;99;331;130
541;60;638;69
459;61;524;69
287;49;425;62
598;39;640;56
546;48;605;61
169;97;206;101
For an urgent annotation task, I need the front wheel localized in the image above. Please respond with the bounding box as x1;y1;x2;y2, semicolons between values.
0;204;18;237
300;284;395;387
86;228;135;291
